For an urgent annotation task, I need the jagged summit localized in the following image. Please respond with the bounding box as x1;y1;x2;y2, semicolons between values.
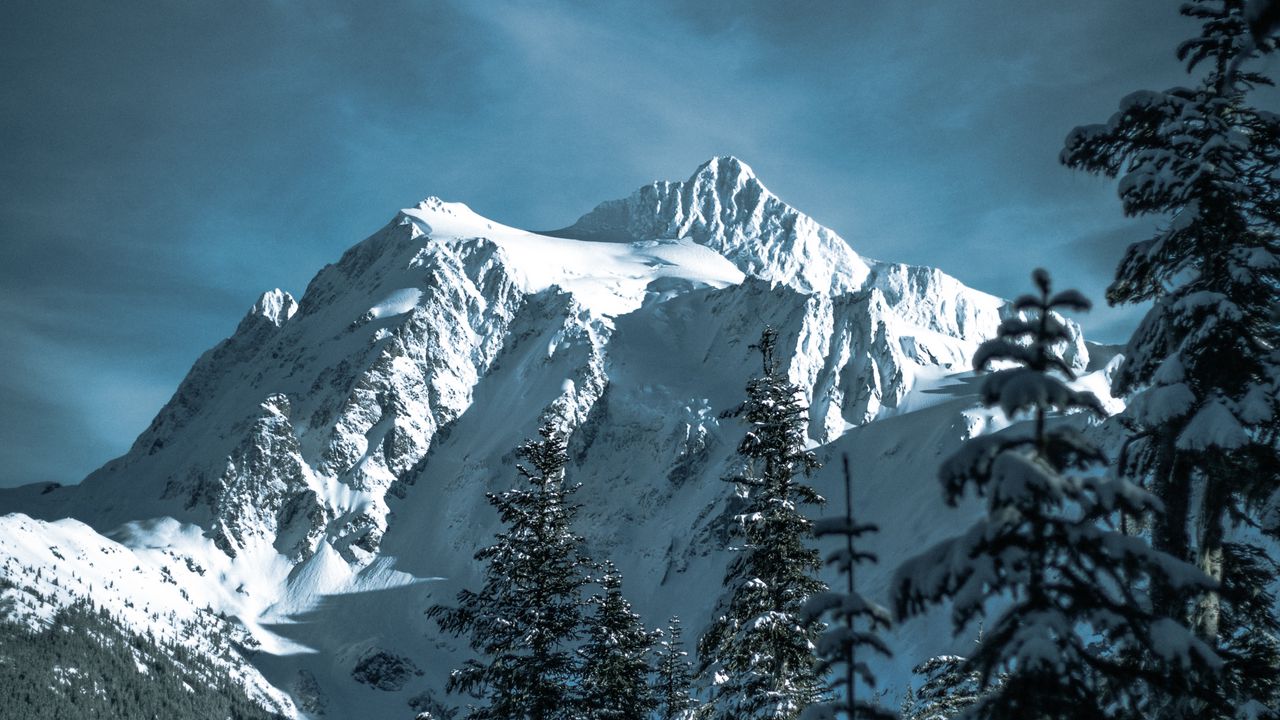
415;195;466;211
549;156;770;246
688;154;761;186
553;156;870;293
397;196;482;234
249;289;297;327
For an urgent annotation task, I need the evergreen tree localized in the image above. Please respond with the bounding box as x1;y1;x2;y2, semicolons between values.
900;628;1007;720
1215;541;1280;716
654;617;699;720
577;562;660;720
801;455;894;720
699;327;828;720
899;655;982;720
892;270;1222;720
428;420;594;720
1060;3;1280;687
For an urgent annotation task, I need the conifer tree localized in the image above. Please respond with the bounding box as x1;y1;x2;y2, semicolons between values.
699;327;828;720
577;562;660;720
1060;2;1280;676
892;270;1222;720
428;420;594;720
898;655;983;720
801;455;894;720
654;617;699;720
899;625;1008;720
1214;541;1280;715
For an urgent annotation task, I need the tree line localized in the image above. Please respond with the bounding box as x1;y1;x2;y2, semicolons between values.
0;595;284;720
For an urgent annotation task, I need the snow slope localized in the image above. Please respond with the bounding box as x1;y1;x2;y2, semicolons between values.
0;156;1101;718
0;513;299;715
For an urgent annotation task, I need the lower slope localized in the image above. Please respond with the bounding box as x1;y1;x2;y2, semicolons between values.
0;593;284;720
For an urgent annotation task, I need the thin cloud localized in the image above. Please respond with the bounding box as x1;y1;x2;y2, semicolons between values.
0;0;1232;486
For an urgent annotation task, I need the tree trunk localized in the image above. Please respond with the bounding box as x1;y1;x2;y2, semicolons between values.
1152;444;1193;622
1193;481;1227;645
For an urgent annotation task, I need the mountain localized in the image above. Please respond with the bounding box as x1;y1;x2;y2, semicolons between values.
0;157;1109;719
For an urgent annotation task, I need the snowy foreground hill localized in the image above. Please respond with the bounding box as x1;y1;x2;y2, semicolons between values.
0;157;1116;718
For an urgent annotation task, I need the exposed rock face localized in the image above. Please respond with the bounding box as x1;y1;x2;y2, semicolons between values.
210;393;327;561
292;670;328;716
53;218;540;564
352;648;423;691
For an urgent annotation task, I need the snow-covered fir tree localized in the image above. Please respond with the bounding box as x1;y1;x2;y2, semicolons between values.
1214;541;1280;716
1060;5;1280;695
899;626;1006;720
428;420;594;720
653;617;699;720
576;562;659;720
800;455;894;720
892;270;1222;720
698;327;829;720
898;655;982;720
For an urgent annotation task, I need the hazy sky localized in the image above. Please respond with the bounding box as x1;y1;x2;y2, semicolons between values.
2;1;1268;487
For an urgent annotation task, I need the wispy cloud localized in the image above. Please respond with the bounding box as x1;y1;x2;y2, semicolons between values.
0;0;1226;485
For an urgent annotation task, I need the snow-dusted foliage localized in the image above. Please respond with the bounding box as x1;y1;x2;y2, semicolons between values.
428;421;594;720
1213;542;1280;714
898;654;988;720
801;456;896;720
653;617;699;720
576;563;660;720
892;271;1222;719
0;598;284;720
699;327;829;720
1061;1;1280;710
0;514;301;715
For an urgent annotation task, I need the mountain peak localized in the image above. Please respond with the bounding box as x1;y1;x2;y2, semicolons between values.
682;156;774;215
691;155;760;184
555;157;868;293
249;289;297;327
412;196;473;216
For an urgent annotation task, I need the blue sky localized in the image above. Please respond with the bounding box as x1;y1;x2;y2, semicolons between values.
1;1;1264;487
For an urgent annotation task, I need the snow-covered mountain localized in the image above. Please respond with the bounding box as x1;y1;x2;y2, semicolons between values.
0;157;1105;718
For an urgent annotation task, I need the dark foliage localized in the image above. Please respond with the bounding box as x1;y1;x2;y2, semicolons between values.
0;600;282;720
801;456;895;720
428;420;594;720
893;271;1221;719
653;616;699;720
576;564;659;720
1062;2;1280;714
699;327;828;720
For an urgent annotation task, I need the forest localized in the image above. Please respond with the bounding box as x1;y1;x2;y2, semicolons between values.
0;579;283;720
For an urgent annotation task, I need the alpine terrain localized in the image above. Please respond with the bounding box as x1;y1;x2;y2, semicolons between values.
0;157;1114;718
